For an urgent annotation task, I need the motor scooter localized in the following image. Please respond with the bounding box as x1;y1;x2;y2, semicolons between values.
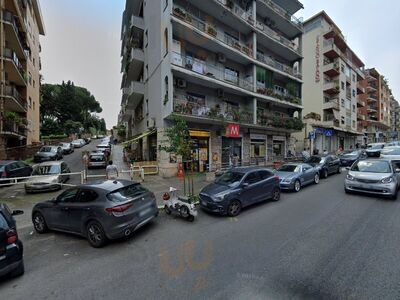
163;187;197;222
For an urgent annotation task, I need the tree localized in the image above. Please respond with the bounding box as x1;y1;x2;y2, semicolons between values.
160;115;192;160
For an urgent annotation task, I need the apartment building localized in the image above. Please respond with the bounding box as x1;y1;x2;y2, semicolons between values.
390;96;399;140
0;0;45;156
119;0;304;176
362;68;392;143
294;11;365;153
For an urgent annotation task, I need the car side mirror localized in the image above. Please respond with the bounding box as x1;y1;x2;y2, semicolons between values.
396;169;400;173
12;210;24;216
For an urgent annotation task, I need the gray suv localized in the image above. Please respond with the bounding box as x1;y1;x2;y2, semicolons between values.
199;167;280;217
31;180;158;247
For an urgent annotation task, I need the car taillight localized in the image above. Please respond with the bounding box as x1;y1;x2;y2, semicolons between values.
6;230;18;244
105;203;133;213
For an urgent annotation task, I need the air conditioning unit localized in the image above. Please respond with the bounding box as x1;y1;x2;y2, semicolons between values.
217;53;226;63
177;79;186;88
217;89;225;98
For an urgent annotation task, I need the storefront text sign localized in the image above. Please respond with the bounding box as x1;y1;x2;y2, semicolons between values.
226;124;240;138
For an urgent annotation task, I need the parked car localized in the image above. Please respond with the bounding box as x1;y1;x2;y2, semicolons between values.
379;146;400;160
71;139;85;148
58;142;74;154
385;141;400;147
97;134;105;139
366;143;385;157
305;155;341;178
25;161;71;193
33;146;63;163
344;159;400;199
88;153;107;169
31;180;158;247
83;137;91;144
339;150;367;167
0;204;24;278
199;167;280;217
275;163;320;192
96;143;111;153
0;161;33;183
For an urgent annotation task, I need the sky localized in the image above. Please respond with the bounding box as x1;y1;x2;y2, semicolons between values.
39;0;400;129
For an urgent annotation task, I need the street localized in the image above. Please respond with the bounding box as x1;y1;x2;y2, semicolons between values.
1;157;400;299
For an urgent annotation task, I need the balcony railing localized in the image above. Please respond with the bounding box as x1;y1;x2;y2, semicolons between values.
173;93;253;124
257;53;301;79
171;51;254;92
258;0;303;31
3;86;27;110
172;6;253;58
0;120;26;136
215;0;254;25
2;10;26;52
2;48;26;82
255;20;301;55
256;112;304;130
323;97;340;110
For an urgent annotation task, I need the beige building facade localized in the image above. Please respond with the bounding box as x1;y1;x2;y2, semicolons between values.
294;11;365;153
0;0;44;155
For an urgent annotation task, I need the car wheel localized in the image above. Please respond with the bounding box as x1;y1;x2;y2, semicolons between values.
187;215;194;222
179;205;190;218
294;180;301;192
9;261;24;277
32;212;48;233
271;187;280;201
314;173;320;184
322;169;328;179
337;166;342;174
344;187;351;194
390;192;398;200
227;200;242;217
86;221;107;248
164;205;171;215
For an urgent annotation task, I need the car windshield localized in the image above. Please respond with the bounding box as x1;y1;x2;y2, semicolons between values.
215;171;244;187
305;157;323;164
278;165;300;172
40;146;53;152
32;165;61;175
107;184;148;203
351;161;391;173
343;151;360;157
0;164;5;172
381;148;400;155
367;144;384;150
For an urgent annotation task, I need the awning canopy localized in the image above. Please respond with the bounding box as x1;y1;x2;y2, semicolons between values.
122;128;157;145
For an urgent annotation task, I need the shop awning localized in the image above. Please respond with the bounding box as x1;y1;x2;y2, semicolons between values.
122;128;157;145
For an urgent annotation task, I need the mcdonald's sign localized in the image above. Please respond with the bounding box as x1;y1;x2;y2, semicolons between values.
226;124;240;138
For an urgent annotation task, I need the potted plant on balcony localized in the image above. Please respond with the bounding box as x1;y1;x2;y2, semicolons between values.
206;25;217;37
226;0;234;9
173;7;186;20
232;110;242;122
3;111;18;122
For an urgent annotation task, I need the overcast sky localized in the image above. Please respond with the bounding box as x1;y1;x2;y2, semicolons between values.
40;0;399;129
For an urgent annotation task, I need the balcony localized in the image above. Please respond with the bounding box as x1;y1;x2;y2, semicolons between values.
173;93;254;125
256;85;301;105
256;112;304;131
321;118;340;128
124;47;144;81
2;85;27;112
2;10;27;59
357;98;365;107
323;58;340;77
2;48;27;86
0;120;27;138
129;15;144;32
257;52;302;80
323;97;340;110
323;78;340;94
357;114;366;121
367;94;378;102
120;108;133;122
323;39;340;59
124;81;145;108
356;83;365;95
171;7;253;61
256;0;303;38
366;85;377;93
367;106;378;112
171;51;254;94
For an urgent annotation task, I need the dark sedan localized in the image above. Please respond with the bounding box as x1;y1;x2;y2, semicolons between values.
31;180;158;247
305;155;341;178
33;146;63;163
366;143;385;157
0;161;32;183
339;150;367;167
199;167;280;217
0;204;24;279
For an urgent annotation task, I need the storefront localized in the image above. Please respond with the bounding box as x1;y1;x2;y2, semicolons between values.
222;124;242;167
250;134;267;164
272;136;286;159
188;130;210;173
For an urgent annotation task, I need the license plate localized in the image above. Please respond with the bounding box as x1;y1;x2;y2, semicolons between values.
139;207;152;217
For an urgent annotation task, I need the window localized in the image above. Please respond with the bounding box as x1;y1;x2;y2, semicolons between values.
146;99;149;115
341;81;345;90
164;28;168;56
257;170;273;180
352;105;356;112
345;99;351;110
243;172;261;185
33;80;35;88
346;117;351;126
225;67;239;83
77;190;98;202
33;58;35;66
29;97;32;108
57;188;79;203
341;99;345;107
352;120;356;127
352;74;356;82
28;72;32;85
341;64;345;72
341;116;345;124
164;76;169;102
33;101;35;110
352;89;355;97
145;64;149;80
0;213;8;230
107;184;149;202
145;29;148;47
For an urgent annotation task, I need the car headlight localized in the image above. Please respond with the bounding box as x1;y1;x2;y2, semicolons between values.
283;178;292;182
346;174;355;181
213;191;230;202
381;176;393;184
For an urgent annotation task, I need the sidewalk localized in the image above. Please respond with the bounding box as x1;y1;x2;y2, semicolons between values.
112;144;210;204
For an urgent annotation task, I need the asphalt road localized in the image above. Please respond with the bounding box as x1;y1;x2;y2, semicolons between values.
2;166;400;299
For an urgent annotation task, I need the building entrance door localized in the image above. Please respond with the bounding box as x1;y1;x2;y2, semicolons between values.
222;137;242;167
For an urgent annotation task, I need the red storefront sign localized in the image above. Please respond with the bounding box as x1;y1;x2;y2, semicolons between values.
226;124;240;138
